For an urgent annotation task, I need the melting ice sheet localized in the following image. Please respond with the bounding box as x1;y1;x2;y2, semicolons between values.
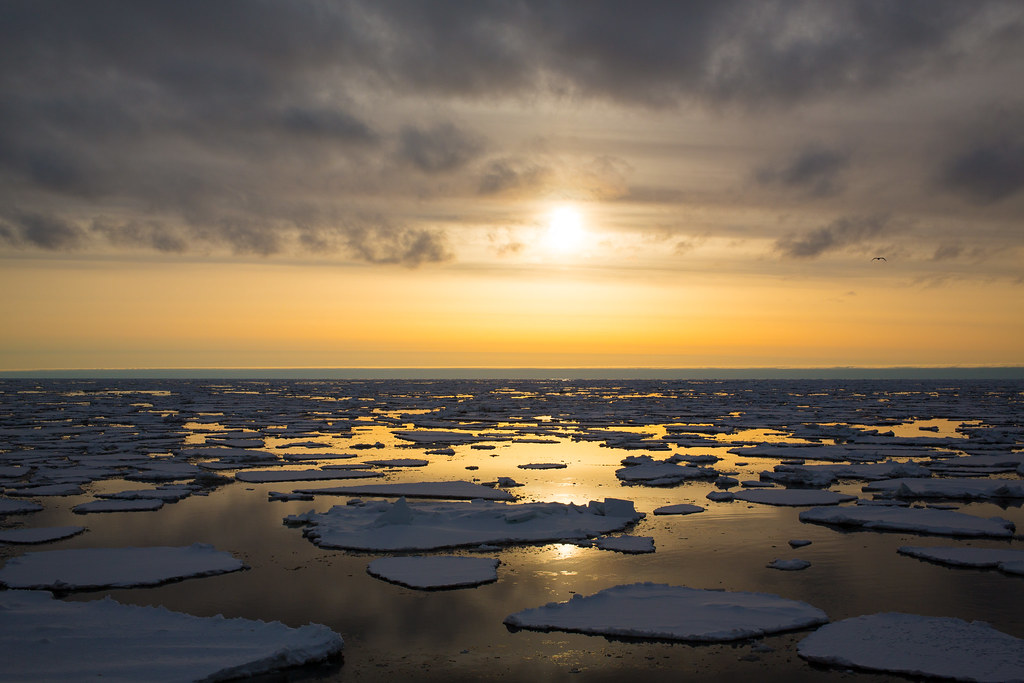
286;497;643;551
798;612;1024;682
504;583;828;641
0;590;343;682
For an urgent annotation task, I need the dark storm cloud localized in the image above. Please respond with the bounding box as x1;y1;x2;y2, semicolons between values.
775;214;891;259
755;146;852;198
0;0;1022;262
939;138;1024;205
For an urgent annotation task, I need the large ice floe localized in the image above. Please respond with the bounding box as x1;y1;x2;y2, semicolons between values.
898;545;1024;576
615;455;718;486
295;480;516;501
235;468;382;483
797;612;1024;682
504;583;828;641
0;590;343;682
0;544;246;590
366;556;500;589
285;497;644;551
799;506;1016;538
732;489;857;506
0;525;85;544
760;460;932;487
863;477;1024;501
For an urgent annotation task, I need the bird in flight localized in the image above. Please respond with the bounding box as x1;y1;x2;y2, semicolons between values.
872;256;887;261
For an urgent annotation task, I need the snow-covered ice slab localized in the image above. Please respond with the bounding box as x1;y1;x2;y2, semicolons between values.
236;468;382;483
733;489;857;507
898;545;1024;576
799;506;1015;538
296;480;516;501
393;430;484;444
616;456;717;486
363;458;429;467
0;544;246;590
728;444;887;462
581;535;656;554
367;556;500;589
286;497;644;552
864;477;1024;501
653;503;704;515
0;498;42;515
504;583;828;642
518;462;567;470
0;590;342;682
73;498;165;513
768;559;811;571
0;526;85;544
798;612;1024;682
762;461;932;487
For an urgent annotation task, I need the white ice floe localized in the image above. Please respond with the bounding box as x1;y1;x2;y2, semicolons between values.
897;545;1024;576
762;461;932;487
235;468;382;483
0;525;85;544
797;612;1024;682
73;498;165;513
653;503;705;515
366;556;500;589
767;559;811;571
0;590;342;682
0;498;42;515
863;477;1024;501
799;506;1015;538
733;489;857;507
504;583;828;642
0;543;246;590
616;456;717;486
96;485;195;502
286;497;644;552
362;458;429;467
518;462;567;470
483;477;524;488
581;535;656;554
296;480;516;501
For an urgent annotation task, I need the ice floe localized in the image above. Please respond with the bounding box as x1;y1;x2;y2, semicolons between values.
580;535;656;553
362;458;429;467
0;544;246;590
733;489;857;507
761;461;932;487
616;456;717;486
897;545;1024;576
235;468;382;483
504;583;828;641
653;503;705;515
286;497;644;551
366;555;500;589
73;499;165;513
799;506;1016;538
0;498;42;515
0;590;342;682
798;612;1024;682
863;477;1024;501
0;525;85;544
295;480;516;501
518;462;567;469
767;559;811;571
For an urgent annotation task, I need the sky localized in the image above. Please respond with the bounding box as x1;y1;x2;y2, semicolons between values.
1;0;1023;371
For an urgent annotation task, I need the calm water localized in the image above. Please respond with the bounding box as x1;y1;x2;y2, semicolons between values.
1;379;1022;681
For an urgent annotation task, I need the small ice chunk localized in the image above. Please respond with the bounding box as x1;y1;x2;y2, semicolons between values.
789;539;812;548
734;489;857;507
505;583;828;642
798;612;1024;682
799;506;1015;538
0;526;85;544
0;590;343;682
483;477;524;488
363;458;429;467
653;503;705;516
367;556;499;589
268;491;314;502
518;463;567;469
0;543;246;590
73;499;165;514
706;491;734;502
768;559;811;571
715;476;738;488
591;535;655;554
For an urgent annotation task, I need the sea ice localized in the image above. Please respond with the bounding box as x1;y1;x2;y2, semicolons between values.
706;491;734;502
518;462;567;469
653;503;705;515
797;612;1024;682
582;535;656;554
366;555;500;589
0;543;247;590
504;583;828;642
0;498;42;515
296;480;516;501
728;444;886;462
616;456;717;486
73;499;165;513
767;559;811;571
761;461;932;487
733;489;857;507
286;497;644;551
362;458;429;467
799;506;1015;538
789;539;812;548
863;477;1024;501
235;468;382;483
0;525;85;544
897;545;1024;576
0;590;342;682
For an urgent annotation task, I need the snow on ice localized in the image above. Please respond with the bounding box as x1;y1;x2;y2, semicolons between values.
366;555;500;589
799;506;1016;538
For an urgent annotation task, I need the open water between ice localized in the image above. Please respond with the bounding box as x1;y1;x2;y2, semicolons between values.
1;379;1022;681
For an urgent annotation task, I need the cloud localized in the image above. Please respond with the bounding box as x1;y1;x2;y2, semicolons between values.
775;214;891;258
755;145;851;198
397;123;484;173
938;138;1024;204
0;212;83;250
478;158;551;195
345;220;451;267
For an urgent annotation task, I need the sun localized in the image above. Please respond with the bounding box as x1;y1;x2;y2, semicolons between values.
543;206;586;253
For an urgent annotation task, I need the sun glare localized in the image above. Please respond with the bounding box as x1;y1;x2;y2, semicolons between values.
544;206;586;253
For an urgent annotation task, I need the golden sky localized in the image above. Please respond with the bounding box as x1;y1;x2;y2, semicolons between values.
1;2;1022;370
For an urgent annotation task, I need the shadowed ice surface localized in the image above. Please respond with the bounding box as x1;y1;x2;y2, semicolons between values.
1;378;1022;680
